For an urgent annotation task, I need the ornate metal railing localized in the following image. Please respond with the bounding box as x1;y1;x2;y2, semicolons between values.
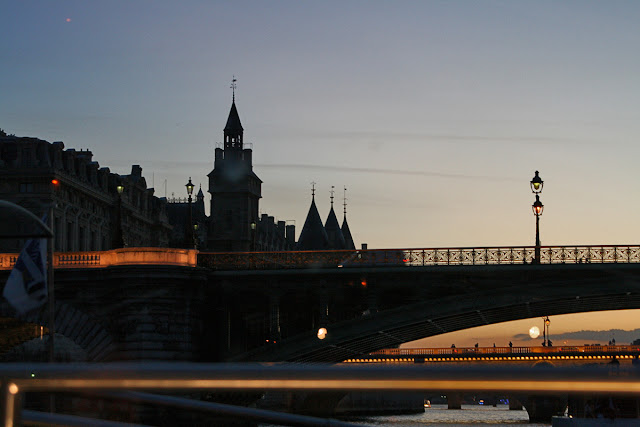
197;245;640;270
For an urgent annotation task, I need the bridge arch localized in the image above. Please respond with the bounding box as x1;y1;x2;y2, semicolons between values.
232;263;640;363
0;301;114;361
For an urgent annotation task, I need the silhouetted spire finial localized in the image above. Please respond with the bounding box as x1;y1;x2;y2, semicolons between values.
311;182;316;199
343;186;347;217
330;186;335;207
231;76;237;102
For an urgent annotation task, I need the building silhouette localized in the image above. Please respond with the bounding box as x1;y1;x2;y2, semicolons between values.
0;91;358;253
206;97;296;252
297;187;356;251
0;135;171;252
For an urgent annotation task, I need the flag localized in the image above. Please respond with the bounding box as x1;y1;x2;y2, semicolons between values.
3;233;48;315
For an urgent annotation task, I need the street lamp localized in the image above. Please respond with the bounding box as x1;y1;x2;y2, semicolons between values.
530;171;544;263
542;316;551;346
113;184;125;248
250;221;256;251
530;170;543;194
185;177;194;248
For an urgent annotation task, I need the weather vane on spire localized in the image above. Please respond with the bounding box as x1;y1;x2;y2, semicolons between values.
311;182;316;198
343;186;347;216
231;76;237;102
330;186;335;207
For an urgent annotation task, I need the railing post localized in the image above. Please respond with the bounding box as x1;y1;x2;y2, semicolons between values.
1;382;20;427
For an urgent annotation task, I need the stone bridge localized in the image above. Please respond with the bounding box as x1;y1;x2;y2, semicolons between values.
0;245;639;363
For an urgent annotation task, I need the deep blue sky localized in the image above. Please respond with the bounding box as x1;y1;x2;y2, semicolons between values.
3;1;640;342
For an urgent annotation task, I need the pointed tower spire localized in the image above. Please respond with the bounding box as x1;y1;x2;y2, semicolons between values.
231;75;237;102
297;184;329;250
343;186;347;217
196;184;204;202
341;186;356;250
224;76;243;151
325;185;346;249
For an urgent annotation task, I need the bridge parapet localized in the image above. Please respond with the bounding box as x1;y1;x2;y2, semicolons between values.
1;245;638;271
0;247;197;270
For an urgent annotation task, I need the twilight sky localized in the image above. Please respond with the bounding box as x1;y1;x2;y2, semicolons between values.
2;1;639;344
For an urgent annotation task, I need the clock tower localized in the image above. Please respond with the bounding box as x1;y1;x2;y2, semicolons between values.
207;86;262;251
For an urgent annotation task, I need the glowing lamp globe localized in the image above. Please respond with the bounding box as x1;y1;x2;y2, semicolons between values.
529;326;540;339
317;327;328;340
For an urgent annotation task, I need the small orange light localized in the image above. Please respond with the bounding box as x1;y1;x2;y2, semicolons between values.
51;179;60;185
361;280;367;287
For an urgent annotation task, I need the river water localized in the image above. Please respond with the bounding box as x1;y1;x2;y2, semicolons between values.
343;404;551;426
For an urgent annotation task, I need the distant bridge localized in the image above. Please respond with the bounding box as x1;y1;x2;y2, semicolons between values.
345;345;640;364
1;245;640;364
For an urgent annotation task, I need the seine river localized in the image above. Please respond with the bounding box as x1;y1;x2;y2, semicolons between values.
343;404;550;426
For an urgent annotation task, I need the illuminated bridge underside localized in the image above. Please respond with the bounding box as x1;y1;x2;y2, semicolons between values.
237;263;640;363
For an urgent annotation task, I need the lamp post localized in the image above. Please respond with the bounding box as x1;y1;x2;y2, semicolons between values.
250;221;256;252
113;184;125;248
544;316;551;346
185;177;194;248
530;171;544;263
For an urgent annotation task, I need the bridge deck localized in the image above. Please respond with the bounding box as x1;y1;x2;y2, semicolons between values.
1;245;639;270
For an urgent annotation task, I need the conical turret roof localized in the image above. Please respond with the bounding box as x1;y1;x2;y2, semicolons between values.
341;216;355;250
325;205;346;249
297;196;329;250
224;101;243;132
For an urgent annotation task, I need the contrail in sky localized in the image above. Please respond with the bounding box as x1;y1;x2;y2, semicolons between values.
255;164;518;182
105;159;517;182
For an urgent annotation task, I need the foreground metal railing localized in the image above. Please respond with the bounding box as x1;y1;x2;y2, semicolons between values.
1;245;639;271
2;363;639;427
198;244;640;270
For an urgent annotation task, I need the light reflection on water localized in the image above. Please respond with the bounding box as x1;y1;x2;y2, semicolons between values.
345;404;551;426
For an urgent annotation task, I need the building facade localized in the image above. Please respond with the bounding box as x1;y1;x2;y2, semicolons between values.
0;135;171;252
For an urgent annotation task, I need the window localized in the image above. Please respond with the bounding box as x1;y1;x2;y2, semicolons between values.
19;183;34;193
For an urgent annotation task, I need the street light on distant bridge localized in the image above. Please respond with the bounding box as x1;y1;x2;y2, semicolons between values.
530;171;544;263
542;316;551;346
